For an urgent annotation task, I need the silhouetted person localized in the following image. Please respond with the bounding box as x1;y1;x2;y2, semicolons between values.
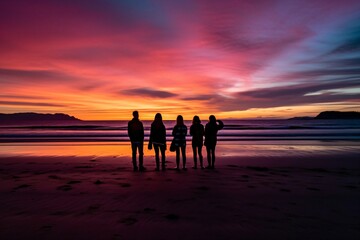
204;115;224;169
172;115;187;170
128;111;145;171
148;113;167;171
190;115;204;169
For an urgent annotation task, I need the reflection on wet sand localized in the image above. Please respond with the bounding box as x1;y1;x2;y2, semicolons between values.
1;141;359;158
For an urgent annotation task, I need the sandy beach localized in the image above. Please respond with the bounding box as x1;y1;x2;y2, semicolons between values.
0;142;359;240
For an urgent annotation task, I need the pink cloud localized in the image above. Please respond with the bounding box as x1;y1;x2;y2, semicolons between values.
1;0;360;118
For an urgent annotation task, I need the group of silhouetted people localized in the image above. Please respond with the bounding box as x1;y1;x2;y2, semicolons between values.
128;111;224;172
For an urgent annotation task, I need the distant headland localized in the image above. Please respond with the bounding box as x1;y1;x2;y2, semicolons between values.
0;112;82;124
290;111;360;120
314;111;360;119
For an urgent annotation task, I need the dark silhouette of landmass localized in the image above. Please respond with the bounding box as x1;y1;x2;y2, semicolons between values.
289;111;360;120
0;112;82;124
315;111;360;119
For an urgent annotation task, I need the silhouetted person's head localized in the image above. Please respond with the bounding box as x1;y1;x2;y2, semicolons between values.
209;115;216;123
177;115;184;126
133;111;139;120
193;115;201;124
154;113;163;123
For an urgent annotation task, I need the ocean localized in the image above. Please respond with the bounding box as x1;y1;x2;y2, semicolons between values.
0;119;359;157
0;119;359;142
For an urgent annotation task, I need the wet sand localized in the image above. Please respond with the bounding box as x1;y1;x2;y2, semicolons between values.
0;147;359;239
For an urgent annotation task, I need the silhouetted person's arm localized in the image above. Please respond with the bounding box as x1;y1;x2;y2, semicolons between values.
148;124;153;149
128;121;132;141
190;125;194;136
140;122;144;141
204;124;209;138
162;125;167;150
217;120;224;130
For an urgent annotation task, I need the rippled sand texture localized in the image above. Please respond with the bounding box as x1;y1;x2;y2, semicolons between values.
0;146;359;239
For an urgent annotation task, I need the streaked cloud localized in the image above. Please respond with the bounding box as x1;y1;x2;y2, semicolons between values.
121;88;178;98
0;101;66;107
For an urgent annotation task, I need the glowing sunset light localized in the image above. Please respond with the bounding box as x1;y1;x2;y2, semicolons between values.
1;0;360;120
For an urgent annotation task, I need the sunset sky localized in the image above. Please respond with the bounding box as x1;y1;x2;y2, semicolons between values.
1;0;360;120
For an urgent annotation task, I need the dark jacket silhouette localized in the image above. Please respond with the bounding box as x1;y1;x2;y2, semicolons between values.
149;121;166;146
172;125;187;147
172;115;187;169
204;119;224;147
190;123;204;146
149;113;167;171
190;116;205;169
128;118;144;142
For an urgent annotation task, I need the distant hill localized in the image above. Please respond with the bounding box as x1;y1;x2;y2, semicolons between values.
289;111;360;120
0;113;82;124
315;111;360;119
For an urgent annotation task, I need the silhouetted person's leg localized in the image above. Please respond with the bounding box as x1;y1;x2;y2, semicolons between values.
139;142;144;169
192;145;197;169
175;147;180;169
131;142;138;171
211;146;216;168
198;145;203;168
206;145;211;168
154;144;160;171
181;146;186;169
160;145;166;170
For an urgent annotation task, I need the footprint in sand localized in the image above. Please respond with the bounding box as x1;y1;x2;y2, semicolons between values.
120;183;131;188
87;204;101;212
115;177;126;180
67;180;82;184
196;186;209;191
116;167;127;171
40;225;52;231
237;179;249;182
280;188;291;192
13;184;31;190
48;175;61;180
247;166;269;172
57;185;72;191
119;217;138;226
143;208;156;213
165;213;180;221
227;165;240;168
94;180;104;185
50;211;69;216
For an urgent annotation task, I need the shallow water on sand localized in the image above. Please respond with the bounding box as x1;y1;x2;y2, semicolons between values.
1;140;359;158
